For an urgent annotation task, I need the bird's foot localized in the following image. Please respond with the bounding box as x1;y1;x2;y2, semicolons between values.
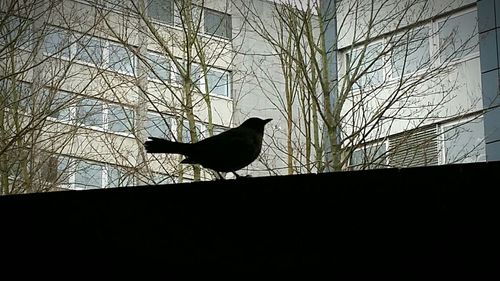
232;172;252;179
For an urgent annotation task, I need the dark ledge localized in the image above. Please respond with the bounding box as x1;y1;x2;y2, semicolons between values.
1;162;499;275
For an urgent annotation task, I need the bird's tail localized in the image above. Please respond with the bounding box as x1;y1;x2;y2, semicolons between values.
144;137;191;155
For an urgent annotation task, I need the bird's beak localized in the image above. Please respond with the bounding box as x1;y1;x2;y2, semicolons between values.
264;118;272;124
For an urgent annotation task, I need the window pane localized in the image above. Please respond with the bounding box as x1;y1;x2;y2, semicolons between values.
108;105;134;134
147;52;170;81
145;113;172;138
207;68;229;97
444;119;485;163
109;44;135;74
43;28;71;57
350;43;384;90
204;10;231;39
391;27;430;77
75;161;103;189
350;143;386;170
77;98;103;127
0;16;32;49
76;36;104;65
148;0;173;25
107;166;134;188
16;82;31;112
182;121;203;143
175;4;202;28
57;156;72;186
173;63;201;86
46;90;72;120
439;11;479;61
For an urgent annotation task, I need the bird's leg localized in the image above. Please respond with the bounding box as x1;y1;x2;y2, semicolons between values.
214;171;225;180
232;171;251;178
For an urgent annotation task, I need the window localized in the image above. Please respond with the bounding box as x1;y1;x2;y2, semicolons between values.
349;143;387;170
108;43;135;75
391;27;430;77
107;165;134;188
39;156;59;183
56;156;73;186
145;112;172;139
146;52;170;81
75;161;104;189
207;68;230;97
108;104;134;134
100;0;130;12
438;10;479;62
174;4;202;28
173;62;201;87
46;90;72;121
55;157;135;190
389;126;439;167
204;9;231;39
43;27;71;58
76;36;104;65
0;16;32;49
148;0;174;25
349;43;384;90
181;121;204;143
15;82;31;112
443;118;485;164
77;98;104;128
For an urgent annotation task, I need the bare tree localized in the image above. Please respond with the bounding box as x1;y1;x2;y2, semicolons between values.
0;0;125;194
235;0;485;174
86;0;237;182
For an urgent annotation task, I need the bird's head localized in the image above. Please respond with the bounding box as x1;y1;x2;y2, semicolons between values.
239;117;272;132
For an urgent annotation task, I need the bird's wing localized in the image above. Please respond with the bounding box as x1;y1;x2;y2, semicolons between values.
184;127;261;171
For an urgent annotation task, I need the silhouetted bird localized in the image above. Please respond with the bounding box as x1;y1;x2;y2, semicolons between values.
144;117;272;179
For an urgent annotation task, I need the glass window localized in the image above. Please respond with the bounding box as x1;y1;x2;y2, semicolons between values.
0;16;32;49
439;10;479;62
108;104;134;134
15;82;31;112
443;119;485;164
391;27;430;77
43;27;71;58
148;0;174;25
173;62;201;87
349;143;387;170
207;68;229;97
107;166;134;188
57;156;73;186
145;112;172;139
349;43;384;90
76;36;104;65
146;52;170;81
77;98;104;128
174;4;202;28
181;121;203;143
46;90;72;121
75;161;103;189
40;156;59;183
109;43;135;75
204;9;231;39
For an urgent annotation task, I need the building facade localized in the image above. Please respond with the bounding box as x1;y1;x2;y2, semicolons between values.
332;0;494;169
2;0;498;194
1;0;238;193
